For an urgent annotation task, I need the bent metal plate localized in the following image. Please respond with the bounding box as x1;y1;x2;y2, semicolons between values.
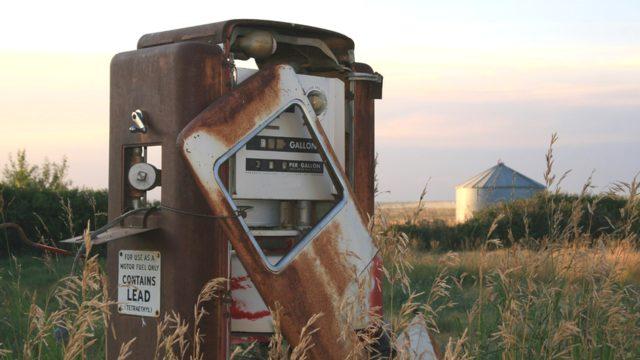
117;250;161;317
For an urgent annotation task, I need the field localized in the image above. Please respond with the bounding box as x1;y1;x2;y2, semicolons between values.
1;149;639;358
378;201;456;225
3;240;640;358
0;253;109;359
384;245;640;358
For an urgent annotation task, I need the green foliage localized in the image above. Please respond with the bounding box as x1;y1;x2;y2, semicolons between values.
0;256;72;358
0;186;107;256
0;255;107;358
2;149;71;191
397;192;640;251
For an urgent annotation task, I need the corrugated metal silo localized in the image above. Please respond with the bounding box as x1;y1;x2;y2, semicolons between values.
455;162;545;223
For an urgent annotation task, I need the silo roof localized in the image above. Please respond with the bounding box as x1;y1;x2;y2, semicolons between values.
456;162;546;189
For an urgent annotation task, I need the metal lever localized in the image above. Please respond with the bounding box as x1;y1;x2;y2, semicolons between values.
129;109;147;133
0;223;72;255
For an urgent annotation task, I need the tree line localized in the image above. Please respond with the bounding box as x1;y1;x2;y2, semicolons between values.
0;150;107;255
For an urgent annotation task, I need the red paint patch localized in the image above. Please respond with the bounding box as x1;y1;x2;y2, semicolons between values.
231;335;271;345
369;255;384;316
230;275;250;290
230;301;271;320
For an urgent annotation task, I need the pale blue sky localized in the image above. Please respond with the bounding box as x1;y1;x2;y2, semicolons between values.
0;0;638;200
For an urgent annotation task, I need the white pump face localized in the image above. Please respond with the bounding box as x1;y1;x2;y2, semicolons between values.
231;68;346;226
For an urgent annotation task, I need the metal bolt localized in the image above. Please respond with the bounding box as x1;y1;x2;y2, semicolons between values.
136;171;148;181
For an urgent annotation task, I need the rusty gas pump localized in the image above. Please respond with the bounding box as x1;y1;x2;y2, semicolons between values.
104;20;382;359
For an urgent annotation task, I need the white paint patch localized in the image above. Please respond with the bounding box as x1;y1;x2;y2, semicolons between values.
396;315;438;359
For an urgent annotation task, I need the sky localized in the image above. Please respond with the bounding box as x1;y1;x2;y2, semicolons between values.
0;0;638;201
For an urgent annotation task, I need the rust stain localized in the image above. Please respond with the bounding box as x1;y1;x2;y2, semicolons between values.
274;251;354;356
202;56;226;100
179;65;282;148
310;222;352;296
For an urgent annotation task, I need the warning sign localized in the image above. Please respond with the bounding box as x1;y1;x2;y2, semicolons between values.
118;250;161;317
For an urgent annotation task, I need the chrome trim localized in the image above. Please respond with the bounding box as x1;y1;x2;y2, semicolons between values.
347;72;383;83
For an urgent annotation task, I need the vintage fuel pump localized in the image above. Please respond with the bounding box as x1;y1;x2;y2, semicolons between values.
104;20;382;359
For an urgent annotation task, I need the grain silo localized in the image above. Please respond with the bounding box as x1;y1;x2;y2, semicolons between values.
455;162;545;223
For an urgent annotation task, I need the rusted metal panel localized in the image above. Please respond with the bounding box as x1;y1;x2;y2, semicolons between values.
178;65;378;359
351;62;378;218
138;19;353;56
137;19;355;70
107;42;231;360
351;62;383;313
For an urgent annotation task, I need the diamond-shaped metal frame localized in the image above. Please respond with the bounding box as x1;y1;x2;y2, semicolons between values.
178;64;377;358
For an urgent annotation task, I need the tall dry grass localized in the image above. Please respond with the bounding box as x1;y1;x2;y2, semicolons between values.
380;134;640;359
1;132;639;359
0;226;112;359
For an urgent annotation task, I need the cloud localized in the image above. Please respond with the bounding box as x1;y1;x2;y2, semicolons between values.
375;101;639;149
376;115;510;147
368;45;640;106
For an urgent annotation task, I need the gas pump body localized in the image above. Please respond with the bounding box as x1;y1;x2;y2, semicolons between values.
107;20;381;359
107;43;231;359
